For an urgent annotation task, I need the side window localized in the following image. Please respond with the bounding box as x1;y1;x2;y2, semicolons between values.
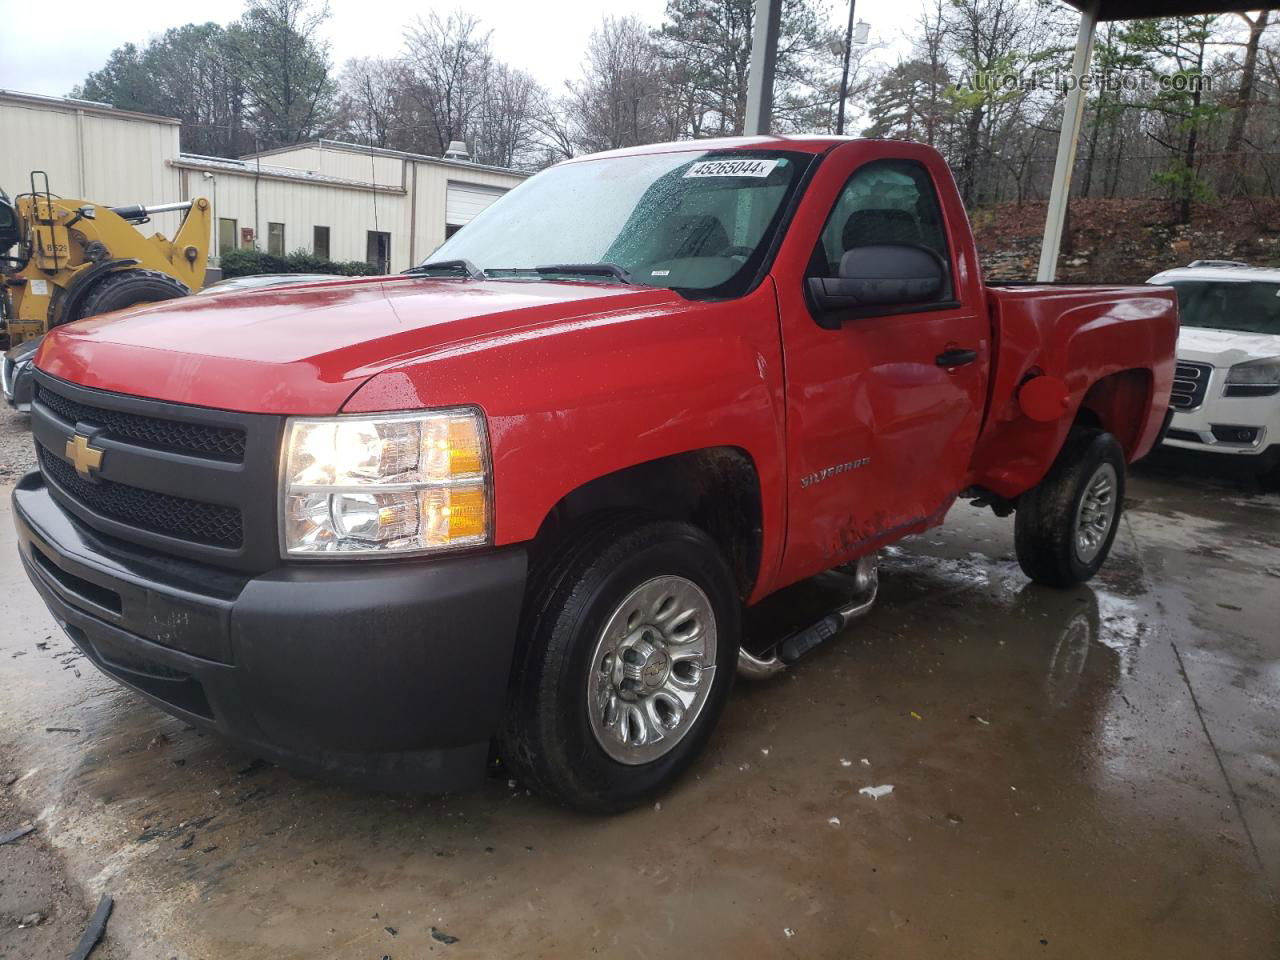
815;160;951;299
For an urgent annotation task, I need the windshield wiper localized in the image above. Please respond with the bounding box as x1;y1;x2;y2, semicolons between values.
403;258;484;280
534;263;632;284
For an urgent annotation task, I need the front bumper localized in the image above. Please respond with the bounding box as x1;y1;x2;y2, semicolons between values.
13;472;528;791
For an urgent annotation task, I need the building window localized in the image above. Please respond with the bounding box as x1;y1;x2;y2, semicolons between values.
218;218;238;255
445;224;463;240
366;231;391;273
313;225;330;261
268;222;285;257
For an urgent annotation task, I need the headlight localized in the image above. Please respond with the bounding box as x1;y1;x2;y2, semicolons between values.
1226;356;1280;386
280;408;490;556
1225;356;1280;397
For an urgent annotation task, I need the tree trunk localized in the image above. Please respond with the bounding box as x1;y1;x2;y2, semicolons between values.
959;106;984;206
1225;11;1269;193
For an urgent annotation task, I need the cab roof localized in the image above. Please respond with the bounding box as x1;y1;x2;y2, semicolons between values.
562;135;948;167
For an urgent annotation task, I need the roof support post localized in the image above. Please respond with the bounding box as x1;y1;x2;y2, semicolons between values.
744;0;783;136
1037;1;1099;281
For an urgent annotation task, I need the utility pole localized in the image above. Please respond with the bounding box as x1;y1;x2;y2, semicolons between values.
744;0;782;136
836;0;857;135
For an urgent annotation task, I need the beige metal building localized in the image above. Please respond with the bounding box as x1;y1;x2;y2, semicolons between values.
0;90;529;276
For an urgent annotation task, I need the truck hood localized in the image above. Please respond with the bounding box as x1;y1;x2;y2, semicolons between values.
36;277;684;414
1177;324;1280;366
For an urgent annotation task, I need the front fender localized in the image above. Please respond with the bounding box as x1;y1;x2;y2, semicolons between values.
342;281;790;596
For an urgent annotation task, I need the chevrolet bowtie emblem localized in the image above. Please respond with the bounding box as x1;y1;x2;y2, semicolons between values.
65;432;105;480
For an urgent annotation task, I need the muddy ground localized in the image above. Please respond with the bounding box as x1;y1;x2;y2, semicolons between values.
0;412;1277;958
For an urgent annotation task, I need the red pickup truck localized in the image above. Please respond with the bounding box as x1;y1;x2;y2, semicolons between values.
13;136;1177;811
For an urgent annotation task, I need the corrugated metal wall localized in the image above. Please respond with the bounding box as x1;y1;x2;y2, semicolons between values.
197;170;414;269
2;93;528;275
0;94;185;236
224;145;527;270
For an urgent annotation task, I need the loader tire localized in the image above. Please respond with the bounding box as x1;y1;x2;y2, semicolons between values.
64;269;190;325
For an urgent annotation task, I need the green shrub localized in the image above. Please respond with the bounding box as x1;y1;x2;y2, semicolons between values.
219;247;384;278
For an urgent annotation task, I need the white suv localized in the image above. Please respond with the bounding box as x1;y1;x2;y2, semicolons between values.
1147;261;1280;481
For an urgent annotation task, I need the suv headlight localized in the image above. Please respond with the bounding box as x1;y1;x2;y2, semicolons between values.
281;408;490;556
1225;356;1280;397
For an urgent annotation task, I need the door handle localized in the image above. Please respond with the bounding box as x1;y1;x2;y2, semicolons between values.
936;348;978;368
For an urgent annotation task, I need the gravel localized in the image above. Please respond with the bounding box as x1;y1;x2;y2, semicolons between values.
0;409;36;485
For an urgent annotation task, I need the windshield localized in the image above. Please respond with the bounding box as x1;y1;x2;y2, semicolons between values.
1168;280;1280;335
423;150;813;297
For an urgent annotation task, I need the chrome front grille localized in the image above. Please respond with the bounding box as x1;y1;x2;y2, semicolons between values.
1170;361;1212;411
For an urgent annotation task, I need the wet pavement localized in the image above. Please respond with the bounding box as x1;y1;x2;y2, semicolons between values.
0;452;1277;958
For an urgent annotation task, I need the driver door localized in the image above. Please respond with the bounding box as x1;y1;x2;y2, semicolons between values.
778;157;990;581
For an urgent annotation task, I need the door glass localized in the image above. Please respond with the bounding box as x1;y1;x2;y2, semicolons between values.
268;222;285;257
366;231;390;273
817;160;950;297
217;218;237;255
313;225;330;261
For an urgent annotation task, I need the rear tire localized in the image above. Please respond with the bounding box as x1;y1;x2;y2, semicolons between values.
1015;427;1126;588
501;516;740;813
65;269;190;325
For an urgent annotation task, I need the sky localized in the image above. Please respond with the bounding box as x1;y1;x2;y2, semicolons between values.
0;0;916;103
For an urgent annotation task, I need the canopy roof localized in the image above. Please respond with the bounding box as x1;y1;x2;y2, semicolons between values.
1063;0;1274;21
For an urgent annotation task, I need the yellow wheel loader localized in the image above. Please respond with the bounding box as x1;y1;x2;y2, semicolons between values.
0;171;211;351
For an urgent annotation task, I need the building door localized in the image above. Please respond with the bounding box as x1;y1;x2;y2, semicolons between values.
313;225;330;260
218;218;237;255
445;182;506;235
366;231;391;273
268;222;285;257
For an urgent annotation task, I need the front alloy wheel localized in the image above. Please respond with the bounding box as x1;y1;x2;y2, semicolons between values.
587;576;718;765
501;517;740;813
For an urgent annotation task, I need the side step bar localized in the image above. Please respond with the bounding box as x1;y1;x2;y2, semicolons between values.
737;553;879;679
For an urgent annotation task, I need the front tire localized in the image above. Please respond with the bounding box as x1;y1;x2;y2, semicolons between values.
1015;427;1126;587
501;517;740;813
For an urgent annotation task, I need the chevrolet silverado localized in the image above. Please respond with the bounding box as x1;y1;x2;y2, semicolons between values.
13;136;1178;811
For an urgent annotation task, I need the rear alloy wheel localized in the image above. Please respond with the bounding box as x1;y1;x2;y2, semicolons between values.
1015;426;1127;587
502;517;739;813
1072;462;1119;564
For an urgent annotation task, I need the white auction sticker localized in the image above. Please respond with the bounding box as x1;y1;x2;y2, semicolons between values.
684;158;778;179
29;279;49;296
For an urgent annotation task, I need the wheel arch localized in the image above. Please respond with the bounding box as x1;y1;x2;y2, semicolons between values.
528;446;765;601
1075;367;1154;460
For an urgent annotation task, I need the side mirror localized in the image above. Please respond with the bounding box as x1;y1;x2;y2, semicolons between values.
807;244;946;322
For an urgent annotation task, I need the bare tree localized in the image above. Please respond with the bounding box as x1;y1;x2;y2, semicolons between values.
403;11;494;155
336;57;408;148
569;16;667;152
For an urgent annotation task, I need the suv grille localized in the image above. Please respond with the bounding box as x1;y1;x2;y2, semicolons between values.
35;383;246;462
1170;361;1211;411
39;444;243;548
